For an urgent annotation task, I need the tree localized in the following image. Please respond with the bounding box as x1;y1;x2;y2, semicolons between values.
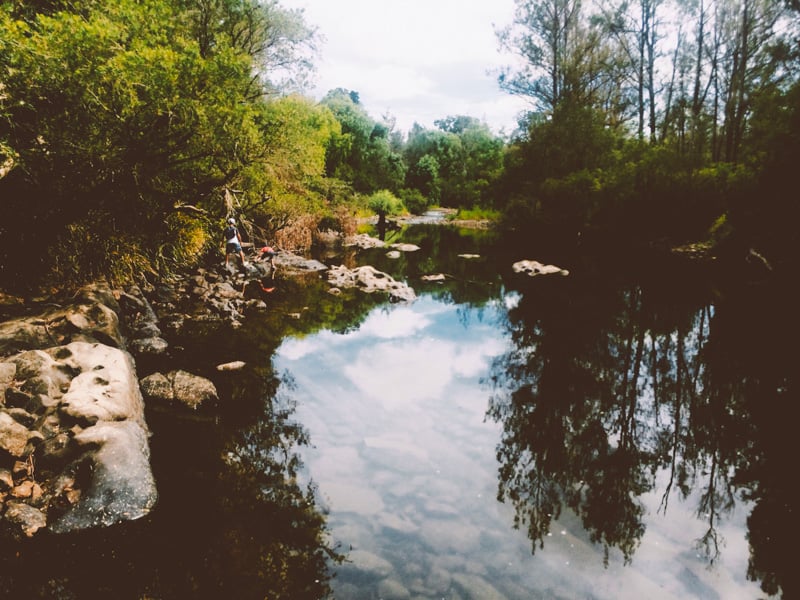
320;88;404;194
497;0;586;113
0;0;319;288
596;0;665;141
367;189;403;240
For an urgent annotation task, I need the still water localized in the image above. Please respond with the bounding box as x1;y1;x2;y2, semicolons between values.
274;229;775;599
0;224;793;599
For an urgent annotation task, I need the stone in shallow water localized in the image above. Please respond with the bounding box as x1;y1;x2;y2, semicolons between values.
49;420;157;533
4;501;47;538
216;360;246;371
512;259;569;277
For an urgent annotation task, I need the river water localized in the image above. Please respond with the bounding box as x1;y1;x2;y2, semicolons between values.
0;223;792;599
272;225;787;599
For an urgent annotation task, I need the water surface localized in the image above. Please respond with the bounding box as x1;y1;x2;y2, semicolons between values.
274;226;780;599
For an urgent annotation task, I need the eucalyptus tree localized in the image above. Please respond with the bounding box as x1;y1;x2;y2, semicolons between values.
497;0;585;112
179;0;318;96
595;0;666;141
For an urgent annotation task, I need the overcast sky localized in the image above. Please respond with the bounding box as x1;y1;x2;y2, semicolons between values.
279;0;531;137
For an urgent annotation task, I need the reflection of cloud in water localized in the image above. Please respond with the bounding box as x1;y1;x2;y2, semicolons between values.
278;330;340;360
344;338;454;407
279;296;765;599
357;305;435;338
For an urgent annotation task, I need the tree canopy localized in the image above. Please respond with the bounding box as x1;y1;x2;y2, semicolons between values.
1;0;798;293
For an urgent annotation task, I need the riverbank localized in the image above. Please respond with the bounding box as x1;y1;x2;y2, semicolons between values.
0;235;430;539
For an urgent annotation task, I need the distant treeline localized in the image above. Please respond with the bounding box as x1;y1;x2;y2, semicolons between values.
1;0;798;291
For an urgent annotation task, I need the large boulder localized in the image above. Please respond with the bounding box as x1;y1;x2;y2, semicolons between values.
0;287;157;539
0;286;124;357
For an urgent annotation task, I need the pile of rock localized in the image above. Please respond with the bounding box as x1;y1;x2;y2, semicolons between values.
0;284;157;539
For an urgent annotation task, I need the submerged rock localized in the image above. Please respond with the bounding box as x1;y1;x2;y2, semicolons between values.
49;420;157;533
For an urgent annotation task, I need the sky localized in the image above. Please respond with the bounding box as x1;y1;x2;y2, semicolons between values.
278;0;532;137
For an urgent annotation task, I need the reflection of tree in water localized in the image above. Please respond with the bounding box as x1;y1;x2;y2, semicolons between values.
487;272;796;597
214;371;344;599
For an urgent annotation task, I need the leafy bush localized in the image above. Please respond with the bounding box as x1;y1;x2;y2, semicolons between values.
399;188;429;215
367;190;404;217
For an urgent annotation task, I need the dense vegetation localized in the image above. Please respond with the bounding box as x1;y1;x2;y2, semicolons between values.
496;0;800;268
1;0;798;293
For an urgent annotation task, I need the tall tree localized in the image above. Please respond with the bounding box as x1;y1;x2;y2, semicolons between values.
497;0;586;113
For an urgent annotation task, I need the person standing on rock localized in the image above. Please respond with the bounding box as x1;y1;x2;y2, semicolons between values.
224;218;247;268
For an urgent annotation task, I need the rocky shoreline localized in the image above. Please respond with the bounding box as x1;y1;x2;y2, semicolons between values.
0;228;569;540
0;239;423;539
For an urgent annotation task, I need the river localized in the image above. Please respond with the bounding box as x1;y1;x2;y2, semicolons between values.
0;222;793;599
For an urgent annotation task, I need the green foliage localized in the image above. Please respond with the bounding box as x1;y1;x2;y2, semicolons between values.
0;0;318;290
454;207;502;221
399;188;429;215
321;88;405;194
367;189;404;217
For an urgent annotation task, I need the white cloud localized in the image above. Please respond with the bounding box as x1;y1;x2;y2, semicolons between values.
281;0;531;135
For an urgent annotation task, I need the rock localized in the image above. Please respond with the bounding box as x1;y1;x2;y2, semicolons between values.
72;283;121;314
57;342;147;426
272;252;328;273
49;420;157;533
140;370;218;410
0;362;15;384
389;243;420;252
213;282;242;299
216;361;246;372
0;468;13;491
0;285;157;538
386;250;401;259
139;372;173;403
0;284;125;357
3;501;47;538
127;336;169;357
345;234;385;249
326;265;416;303
6;407;36;428
11;480;35;499
171;370;218;409
0;412;34;457
512;259;569;277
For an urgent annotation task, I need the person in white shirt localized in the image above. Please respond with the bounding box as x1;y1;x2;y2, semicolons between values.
223;218;247;267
